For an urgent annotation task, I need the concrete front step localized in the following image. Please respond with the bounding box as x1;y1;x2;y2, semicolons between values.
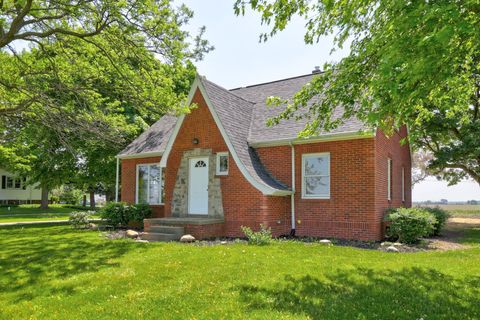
141;232;180;242
148;225;185;236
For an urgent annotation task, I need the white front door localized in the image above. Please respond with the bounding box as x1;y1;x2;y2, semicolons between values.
188;157;209;214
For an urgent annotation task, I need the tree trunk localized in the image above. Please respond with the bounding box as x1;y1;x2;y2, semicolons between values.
89;191;95;209
82;195;87;207
40;188;49;209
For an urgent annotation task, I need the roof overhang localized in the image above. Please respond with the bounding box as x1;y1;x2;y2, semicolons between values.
249;130;375;148
117;151;163;160
159;75;293;196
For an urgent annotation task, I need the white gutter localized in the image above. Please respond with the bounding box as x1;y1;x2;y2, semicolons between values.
117;151;163;160
249;130;375;148
115;157;120;202
290;142;296;232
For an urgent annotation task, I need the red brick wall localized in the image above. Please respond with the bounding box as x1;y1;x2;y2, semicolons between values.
120;156;165;218
164;89;290;237
374;127;412;236
258;138;379;240
121;87;411;241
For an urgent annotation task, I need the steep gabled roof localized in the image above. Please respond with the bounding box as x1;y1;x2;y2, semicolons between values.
118;115;176;158
118;72;371;194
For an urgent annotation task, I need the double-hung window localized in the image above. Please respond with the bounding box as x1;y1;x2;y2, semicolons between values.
136;164;163;205
302;153;330;199
1;176;26;190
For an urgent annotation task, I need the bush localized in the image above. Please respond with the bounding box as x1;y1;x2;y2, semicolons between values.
423;207;450;236
385;208;437;244
69;211;93;229
99;202;152;227
241;224;272;245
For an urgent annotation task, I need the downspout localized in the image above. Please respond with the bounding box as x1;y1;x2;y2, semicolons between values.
115;157;120;202
290;142;296;236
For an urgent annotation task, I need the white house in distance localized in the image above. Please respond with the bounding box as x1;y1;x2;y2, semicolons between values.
0;168;42;204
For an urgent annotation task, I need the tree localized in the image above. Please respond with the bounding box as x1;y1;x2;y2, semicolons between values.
1;1;210;207
1;0;212;150
235;0;480;189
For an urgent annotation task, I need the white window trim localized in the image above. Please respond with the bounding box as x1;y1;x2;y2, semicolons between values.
135;163;163;205
3;176;25;190
216;152;229;175
301;152;331;199
402;166;405;202
387;158;392;201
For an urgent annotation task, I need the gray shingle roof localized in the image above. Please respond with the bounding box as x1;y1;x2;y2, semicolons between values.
118;115;177;156
119;73;367;192
200;77;290;191
231;74;366;144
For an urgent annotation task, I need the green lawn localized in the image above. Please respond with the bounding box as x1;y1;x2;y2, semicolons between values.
0;205;99;223
0;226;479;319
419;204;480;217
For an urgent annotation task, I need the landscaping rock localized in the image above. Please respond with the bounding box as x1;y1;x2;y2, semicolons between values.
380;241;393;247
220;241;228;245
393;242;403;247
126;230;139;239
136;239;149;243
180;234;196;243
386;245;399;253
319;239;332;245
88;223;98;231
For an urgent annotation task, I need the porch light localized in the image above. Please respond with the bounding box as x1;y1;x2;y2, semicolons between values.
192;138;199;145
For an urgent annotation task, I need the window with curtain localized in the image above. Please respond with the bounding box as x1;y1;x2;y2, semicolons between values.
136;164;163;204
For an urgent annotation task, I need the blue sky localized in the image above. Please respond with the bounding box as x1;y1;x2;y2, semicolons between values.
181;0;479;201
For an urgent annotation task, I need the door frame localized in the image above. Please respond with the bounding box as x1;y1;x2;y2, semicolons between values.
188;156;209;215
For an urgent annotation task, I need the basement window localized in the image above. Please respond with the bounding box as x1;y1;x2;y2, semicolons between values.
216;152;229;175
302;153;330;199
136;164;163;205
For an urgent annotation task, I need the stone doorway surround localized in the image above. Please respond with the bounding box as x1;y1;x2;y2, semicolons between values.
171;148;224;218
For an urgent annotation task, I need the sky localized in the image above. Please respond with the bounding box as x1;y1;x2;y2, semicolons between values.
9;0;480;201
180;0;479;202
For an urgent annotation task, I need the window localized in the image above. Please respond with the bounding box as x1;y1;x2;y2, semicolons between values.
1;176;25;190
402;166;405;202
136;164;163;205
387;158;392;201
216;152;229;175
302;153;330;199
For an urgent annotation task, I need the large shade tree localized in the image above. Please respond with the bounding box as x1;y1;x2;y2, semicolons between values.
235;0;480;188
1;0;212;207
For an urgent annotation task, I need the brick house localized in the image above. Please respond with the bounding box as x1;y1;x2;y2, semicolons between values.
117;72;411;241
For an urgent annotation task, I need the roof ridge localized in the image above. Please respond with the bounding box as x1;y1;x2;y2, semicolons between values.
200;77;256;105
230;72;321;91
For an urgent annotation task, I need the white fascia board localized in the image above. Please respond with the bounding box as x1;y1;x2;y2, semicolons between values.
159;75;292;196
117;151;163;160
158;76;200;168
249;130;375;148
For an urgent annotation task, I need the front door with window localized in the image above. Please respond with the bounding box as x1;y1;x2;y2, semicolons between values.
188;157;209;214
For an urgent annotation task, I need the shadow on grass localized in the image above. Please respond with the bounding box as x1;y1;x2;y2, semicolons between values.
237;267;480;319
0;226;141;301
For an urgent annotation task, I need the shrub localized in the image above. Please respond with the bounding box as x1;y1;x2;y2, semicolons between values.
69;211;93;229
100;202;130;226
385;208;436;244
241;224;272;245
129;203;153;224
99;202;152;227
423;207;450;236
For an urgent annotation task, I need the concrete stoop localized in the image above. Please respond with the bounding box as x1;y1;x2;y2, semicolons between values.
142;223;185;242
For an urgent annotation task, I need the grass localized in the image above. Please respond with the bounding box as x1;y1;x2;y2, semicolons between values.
417;204;480;217
0;205;99;223
0;226;479;319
